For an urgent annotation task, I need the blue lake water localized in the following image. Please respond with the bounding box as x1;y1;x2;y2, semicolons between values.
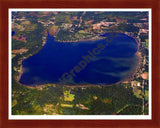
19;33;138;86
12;31;15;36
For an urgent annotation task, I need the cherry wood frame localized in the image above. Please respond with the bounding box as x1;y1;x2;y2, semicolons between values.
0;0;160;128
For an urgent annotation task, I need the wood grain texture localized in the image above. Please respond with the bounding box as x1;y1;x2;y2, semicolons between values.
0;0;160;128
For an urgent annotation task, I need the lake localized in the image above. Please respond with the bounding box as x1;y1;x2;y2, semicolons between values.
19;33;139;86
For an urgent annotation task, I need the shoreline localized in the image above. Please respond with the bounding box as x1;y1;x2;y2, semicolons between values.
19;81;126;89
124;34;142;82
17;39;47;83
54;36;105;43
17;33;142;88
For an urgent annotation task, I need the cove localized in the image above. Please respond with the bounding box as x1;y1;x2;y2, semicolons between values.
19;33;138;86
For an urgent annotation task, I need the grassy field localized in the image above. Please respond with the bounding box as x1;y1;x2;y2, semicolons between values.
133;87;142;98
61;104;73;108
50;25;58;31
64;91;75;102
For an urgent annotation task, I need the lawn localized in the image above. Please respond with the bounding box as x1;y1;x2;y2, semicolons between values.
133;87;142;98
144;90;149;101
61;104;73;108
64;91;75;102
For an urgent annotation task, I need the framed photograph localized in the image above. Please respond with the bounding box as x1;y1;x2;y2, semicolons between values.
9;8;152;119
0;0;160;128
